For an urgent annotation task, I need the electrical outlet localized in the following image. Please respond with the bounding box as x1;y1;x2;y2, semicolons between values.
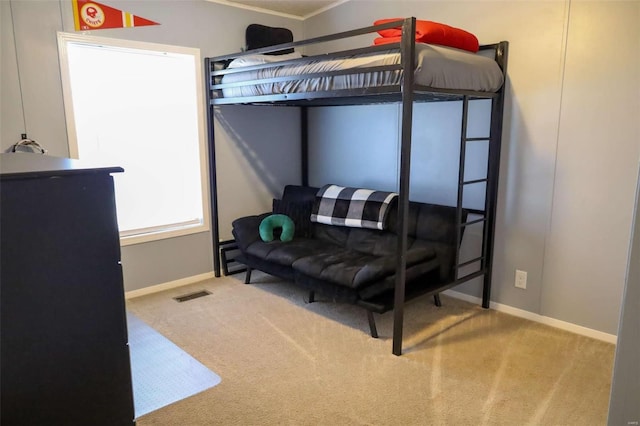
515;269;527;289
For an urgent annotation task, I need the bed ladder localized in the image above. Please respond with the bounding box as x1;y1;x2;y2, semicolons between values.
453;93;502;308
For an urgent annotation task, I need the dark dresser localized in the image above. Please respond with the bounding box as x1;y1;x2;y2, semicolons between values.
0;153;135;425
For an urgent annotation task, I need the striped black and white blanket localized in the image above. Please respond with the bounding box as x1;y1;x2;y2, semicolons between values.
310;184;398;230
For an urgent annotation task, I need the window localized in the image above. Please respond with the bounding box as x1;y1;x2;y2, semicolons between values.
57;33;209;245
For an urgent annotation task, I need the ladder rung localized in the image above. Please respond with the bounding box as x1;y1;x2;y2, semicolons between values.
458;217;487;227
465;137;490;142
455;268;488;282
466;208;486;215
458;256;484;268
461;178;488;186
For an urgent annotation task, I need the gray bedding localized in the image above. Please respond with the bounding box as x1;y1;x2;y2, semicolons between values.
221;43;504;98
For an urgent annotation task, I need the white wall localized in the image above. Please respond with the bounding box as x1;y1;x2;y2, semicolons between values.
1;0;303;291
304;0;640;335
540;1;640;333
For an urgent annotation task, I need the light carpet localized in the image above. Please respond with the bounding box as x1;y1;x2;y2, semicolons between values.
127;272;614;425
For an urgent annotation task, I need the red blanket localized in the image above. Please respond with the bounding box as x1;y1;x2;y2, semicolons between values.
374;18;479;53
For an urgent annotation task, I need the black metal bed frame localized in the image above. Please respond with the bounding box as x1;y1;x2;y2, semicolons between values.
204;17;508;355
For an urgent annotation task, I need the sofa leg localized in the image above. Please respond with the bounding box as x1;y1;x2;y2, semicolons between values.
434;293;442;307
308;291;315;303
244;267;252;284
367;311;379;338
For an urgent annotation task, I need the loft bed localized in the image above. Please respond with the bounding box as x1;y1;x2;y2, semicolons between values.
204;17;508;355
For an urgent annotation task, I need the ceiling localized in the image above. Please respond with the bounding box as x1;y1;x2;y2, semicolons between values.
218;0;344;19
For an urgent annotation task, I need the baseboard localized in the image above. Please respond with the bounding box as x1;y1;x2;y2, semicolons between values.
443;290;618;344
125;272;215;300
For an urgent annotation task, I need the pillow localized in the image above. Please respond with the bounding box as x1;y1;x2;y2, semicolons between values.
246;24;294;55
273;198;313;238
259;214;295;242
310;184;398;230
373;18;479;53
226;51;303;69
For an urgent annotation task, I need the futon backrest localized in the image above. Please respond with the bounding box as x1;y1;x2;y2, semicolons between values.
281;184;317;204
386;202;465;247
280;185;465;247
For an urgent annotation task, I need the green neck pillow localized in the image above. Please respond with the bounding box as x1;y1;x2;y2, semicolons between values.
259;214;295;242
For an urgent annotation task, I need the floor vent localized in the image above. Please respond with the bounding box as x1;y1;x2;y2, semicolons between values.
173;290;211;303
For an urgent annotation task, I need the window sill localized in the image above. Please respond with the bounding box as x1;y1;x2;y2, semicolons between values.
120;223;209;246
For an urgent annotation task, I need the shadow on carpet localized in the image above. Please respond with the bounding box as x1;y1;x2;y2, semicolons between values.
127;312;221;418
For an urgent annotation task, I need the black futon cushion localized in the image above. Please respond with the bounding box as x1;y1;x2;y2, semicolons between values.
292;246;435;290
245;238;335;267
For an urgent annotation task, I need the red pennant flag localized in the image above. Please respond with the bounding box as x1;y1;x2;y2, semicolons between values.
72;0;159;31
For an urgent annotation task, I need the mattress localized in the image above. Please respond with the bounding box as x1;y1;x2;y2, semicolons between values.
220;43;504;98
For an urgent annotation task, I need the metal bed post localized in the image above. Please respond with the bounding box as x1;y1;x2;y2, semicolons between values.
392;17;417;356
205;58;221;277
481;41;509;308
301;107;309;186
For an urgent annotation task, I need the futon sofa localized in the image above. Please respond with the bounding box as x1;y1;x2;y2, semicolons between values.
231;185;466;337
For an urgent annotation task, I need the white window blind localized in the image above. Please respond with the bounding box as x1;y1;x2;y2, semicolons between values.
58;33;209;245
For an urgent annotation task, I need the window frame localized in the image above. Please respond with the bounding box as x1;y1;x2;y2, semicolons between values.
57;32;210;246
